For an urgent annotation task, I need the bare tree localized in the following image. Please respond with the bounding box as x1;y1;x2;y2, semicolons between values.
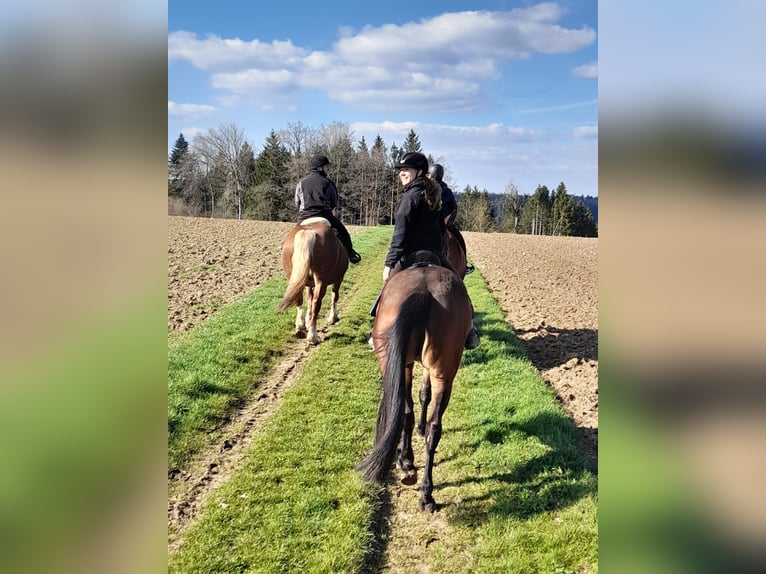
194;123;250;219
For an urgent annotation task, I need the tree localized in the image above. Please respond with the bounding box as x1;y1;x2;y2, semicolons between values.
496;182;523;233
252;130;292;221
570;200;598;237
401;129;422;153
518;185;551;235
457;186;494;232
550;182;576;236
169;133;188;167
168;133;190;206
193;123;250;219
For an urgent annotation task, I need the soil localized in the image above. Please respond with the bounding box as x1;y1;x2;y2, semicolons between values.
167;216;598;550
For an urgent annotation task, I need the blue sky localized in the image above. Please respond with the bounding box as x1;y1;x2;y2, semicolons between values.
169;1;598;197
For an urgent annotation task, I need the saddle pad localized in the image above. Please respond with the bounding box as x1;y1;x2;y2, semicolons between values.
301;216;331;227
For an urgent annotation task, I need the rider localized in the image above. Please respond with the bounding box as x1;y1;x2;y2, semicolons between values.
374;151;479;349
295;155;362;264
427;163;474;274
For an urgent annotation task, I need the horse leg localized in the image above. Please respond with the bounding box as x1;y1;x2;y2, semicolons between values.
417;370;431;437
294;291;307;338
326;283;340;325
419;379;452;513
398;364;417;484
307;282;327;345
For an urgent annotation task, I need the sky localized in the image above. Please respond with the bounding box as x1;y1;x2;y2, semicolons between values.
168;1;598;197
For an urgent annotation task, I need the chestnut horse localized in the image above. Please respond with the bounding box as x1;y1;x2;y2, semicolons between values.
276;218;349;345
357;263;473;512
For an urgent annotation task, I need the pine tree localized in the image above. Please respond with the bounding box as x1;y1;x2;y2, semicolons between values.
169;133;188;166
550;182;575;236
252;130;292;221
571;200;598;237
401;129;422;153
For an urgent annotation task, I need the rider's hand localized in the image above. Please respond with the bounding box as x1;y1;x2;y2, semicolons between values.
383;266;392;282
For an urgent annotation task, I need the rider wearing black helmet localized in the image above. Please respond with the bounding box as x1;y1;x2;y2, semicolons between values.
427;163;474;274
373;151;479;348
295;155;362;263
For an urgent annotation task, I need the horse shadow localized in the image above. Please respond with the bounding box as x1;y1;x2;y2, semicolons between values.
514;324;598;370
445;311;596;523
440;411;596;526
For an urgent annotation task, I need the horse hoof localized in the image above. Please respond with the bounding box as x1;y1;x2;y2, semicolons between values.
295;330;307;339
419;498;437;513
399;469;417;485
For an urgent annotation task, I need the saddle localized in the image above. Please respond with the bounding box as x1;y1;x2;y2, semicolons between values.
369;251;443;317
400;250;442;269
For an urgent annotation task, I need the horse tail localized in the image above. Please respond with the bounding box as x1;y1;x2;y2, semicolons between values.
357;291;431;483
277;228;315;312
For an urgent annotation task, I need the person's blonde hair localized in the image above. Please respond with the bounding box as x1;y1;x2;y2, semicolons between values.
422;176;443;212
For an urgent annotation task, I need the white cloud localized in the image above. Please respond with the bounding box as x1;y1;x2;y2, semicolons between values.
349;119;596;195
574;61;598;78
168;100;217;117
168;31;307;70
519;99;598;114
573;125;598;138
168;6;596;110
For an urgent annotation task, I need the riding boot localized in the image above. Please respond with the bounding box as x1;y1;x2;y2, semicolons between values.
343;242;361;264
465;322;480;349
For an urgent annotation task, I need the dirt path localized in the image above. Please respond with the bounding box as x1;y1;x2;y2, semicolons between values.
167;217;598;561
167;337;314;553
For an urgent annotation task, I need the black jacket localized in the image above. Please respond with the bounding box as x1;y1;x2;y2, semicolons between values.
295;169;338;221
439;181;458;218
385;177;446;268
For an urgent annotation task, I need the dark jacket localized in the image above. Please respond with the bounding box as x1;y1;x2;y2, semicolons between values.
439;181;458;218
385;177;446;268
295;169;338;221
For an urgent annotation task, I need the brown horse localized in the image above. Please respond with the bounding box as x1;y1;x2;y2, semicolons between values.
357;263;473;512
276;217;349;345
445;225;467;278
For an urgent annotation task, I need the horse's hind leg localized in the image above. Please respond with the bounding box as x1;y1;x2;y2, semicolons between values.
307;282;327;345
326;283;340;325
420;377;452;513
418;370;431;436
294;293;307;338
398;364;417;484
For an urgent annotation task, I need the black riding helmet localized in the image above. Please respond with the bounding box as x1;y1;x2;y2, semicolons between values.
428;163;444;180
395;151;428;175
309;155;330;170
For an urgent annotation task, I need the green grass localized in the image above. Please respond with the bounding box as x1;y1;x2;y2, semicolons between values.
167;228;391;472
168;226;597;573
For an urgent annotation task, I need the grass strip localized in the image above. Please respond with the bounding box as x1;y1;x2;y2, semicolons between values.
170;228;597;573
169;230;387;573
428;271;598;573
167;227;390;472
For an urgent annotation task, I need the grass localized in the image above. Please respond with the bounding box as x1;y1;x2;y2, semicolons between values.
167;229;391;472
168;226;597;573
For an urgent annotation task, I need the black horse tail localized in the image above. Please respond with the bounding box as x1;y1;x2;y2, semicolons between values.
357;291;430;483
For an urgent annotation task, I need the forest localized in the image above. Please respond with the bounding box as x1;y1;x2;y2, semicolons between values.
168;121;597;237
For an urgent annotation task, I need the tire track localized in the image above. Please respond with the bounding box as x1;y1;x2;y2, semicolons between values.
167;336;314;554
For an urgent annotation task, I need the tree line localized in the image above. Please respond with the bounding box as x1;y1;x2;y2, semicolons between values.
168;122;597;237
